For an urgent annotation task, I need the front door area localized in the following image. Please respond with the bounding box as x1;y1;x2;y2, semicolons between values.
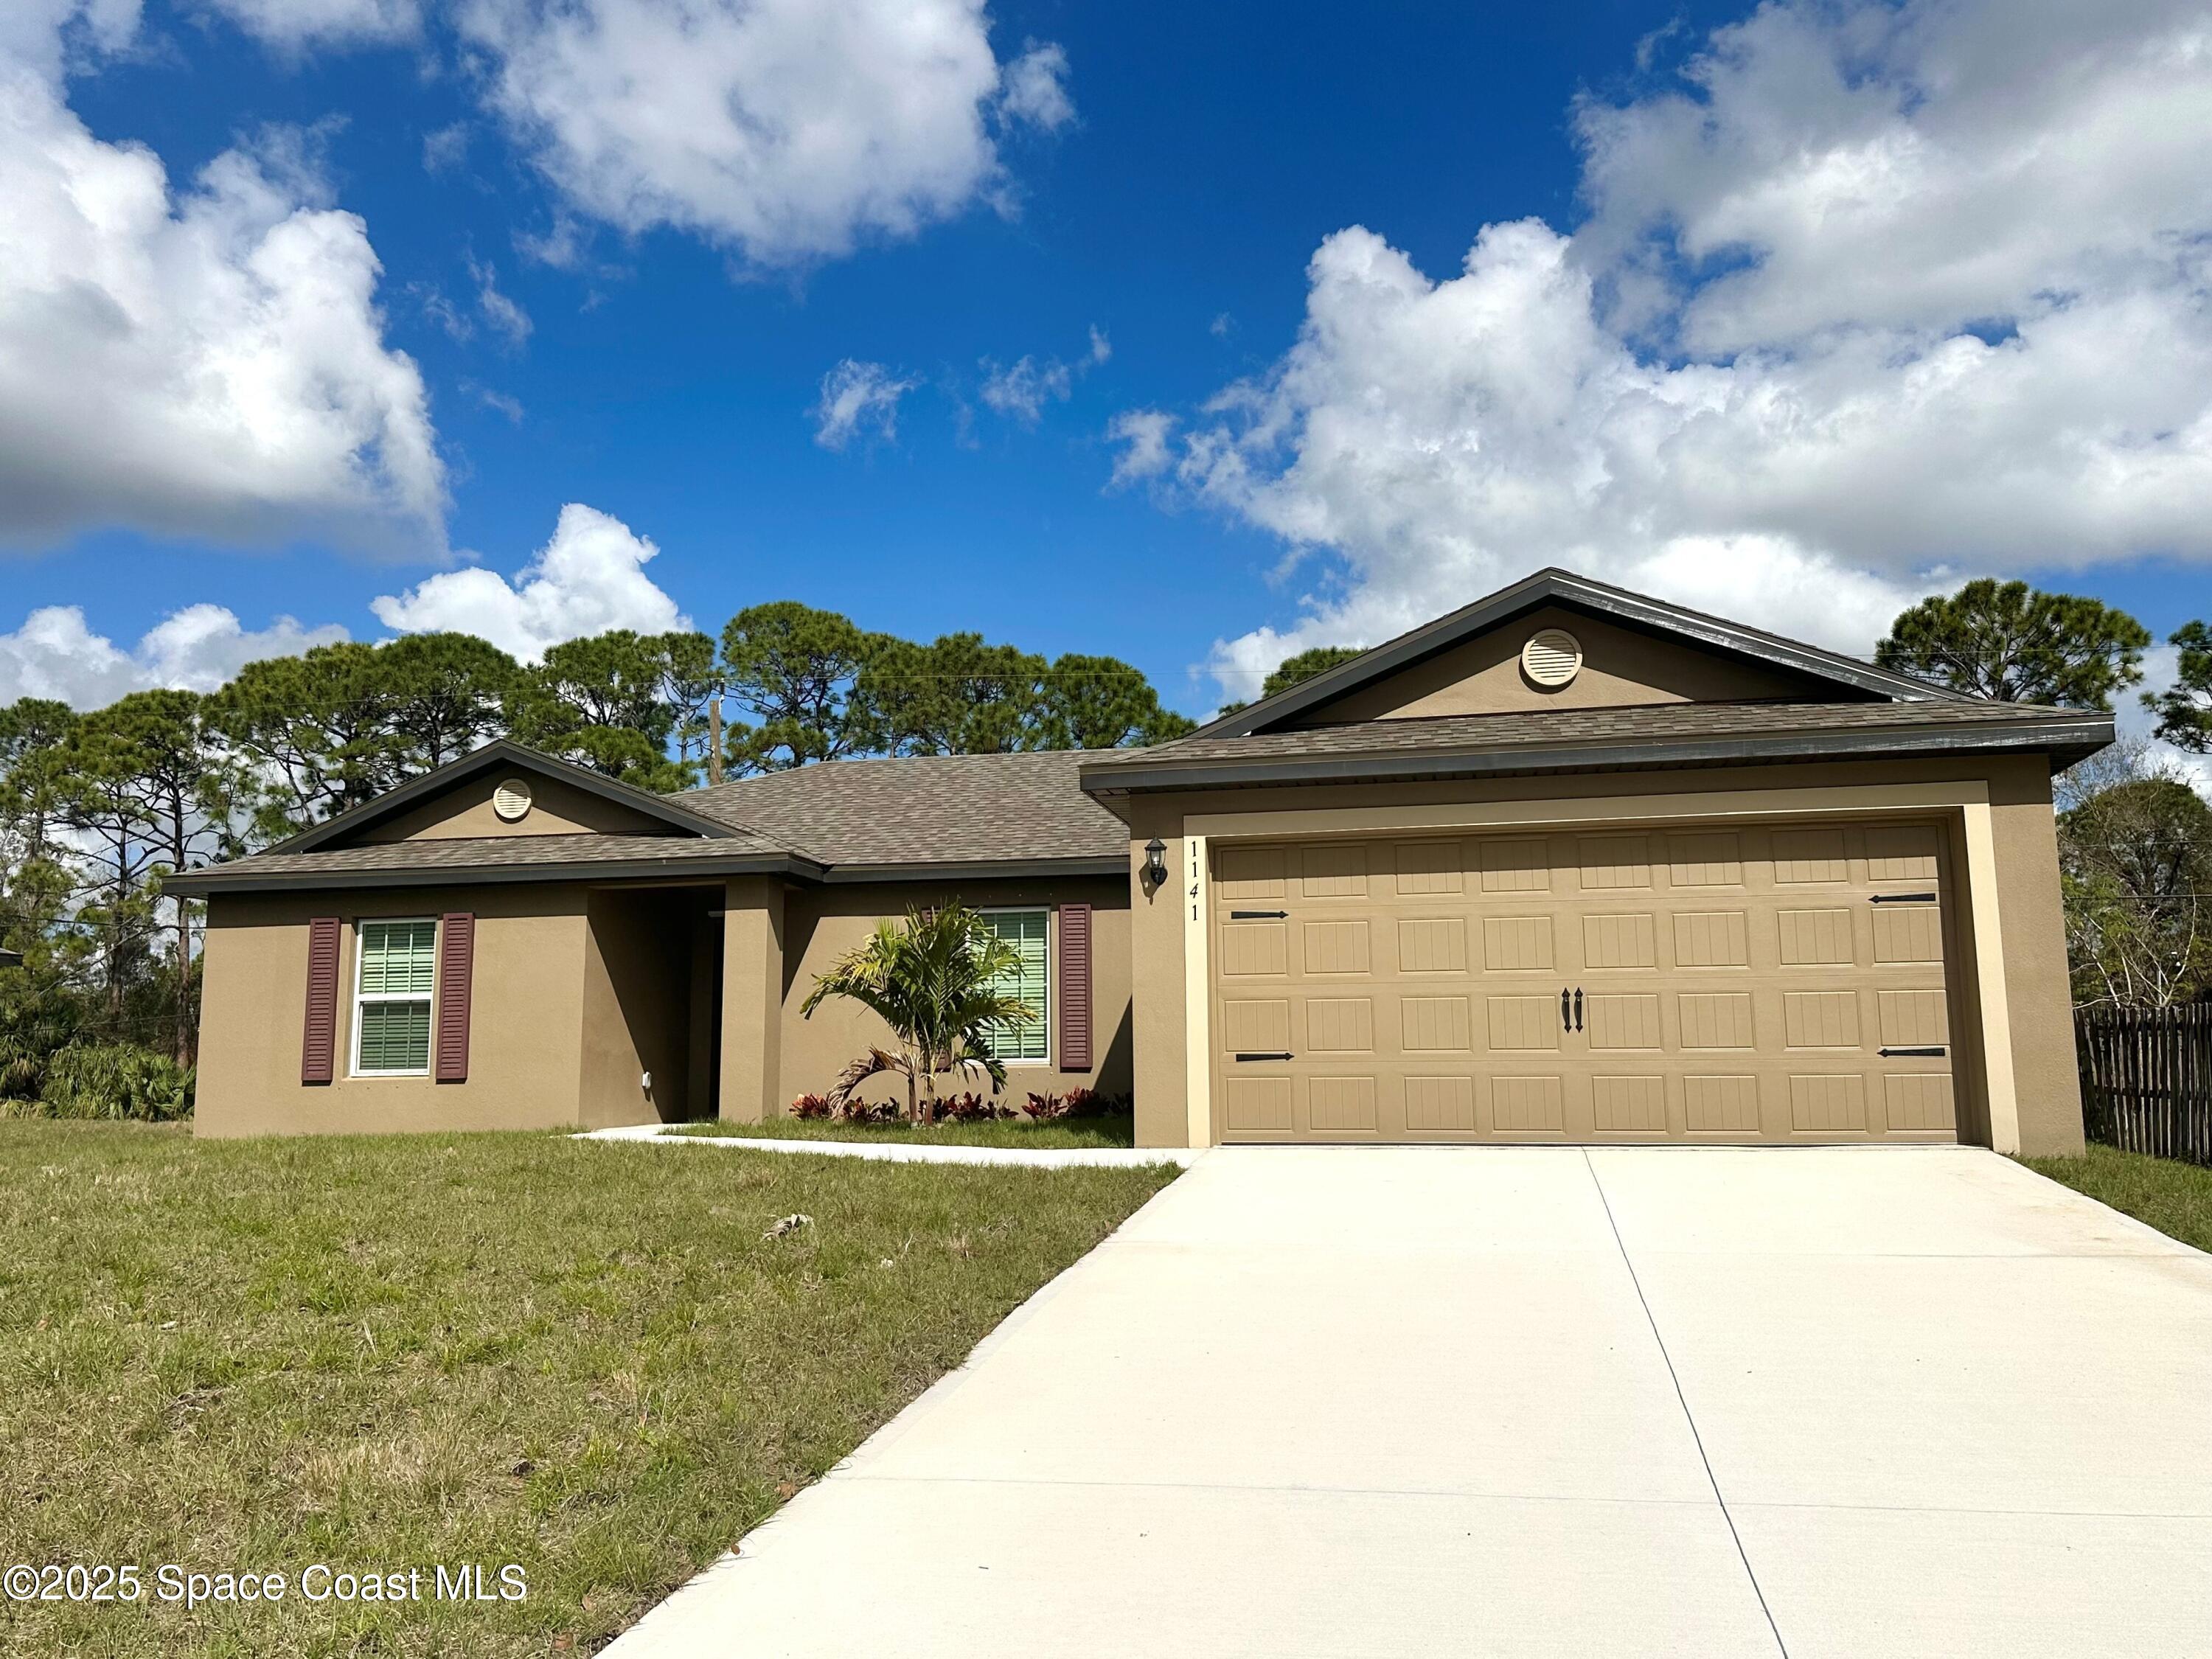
1211;818;1961;1144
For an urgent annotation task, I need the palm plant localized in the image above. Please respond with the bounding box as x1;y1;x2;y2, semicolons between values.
799;905;1035;1121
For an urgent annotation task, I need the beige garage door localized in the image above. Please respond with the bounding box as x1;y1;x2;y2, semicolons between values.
1212;820;1960;1144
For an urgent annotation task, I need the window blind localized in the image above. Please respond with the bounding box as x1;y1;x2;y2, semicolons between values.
356;919;437;1073
980;911;1048;1062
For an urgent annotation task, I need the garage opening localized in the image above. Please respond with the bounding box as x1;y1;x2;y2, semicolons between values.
1211;819;1961;1144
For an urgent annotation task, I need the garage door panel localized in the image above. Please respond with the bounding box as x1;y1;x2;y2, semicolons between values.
1583;913;1657;969
1217;846;1286;899
1866;824;1941;881
1405;1074;1475;1131
1298;843;1368;899
1219;920;1289;978
1773;828;1849;883
1587;992;1663;1050
1486;994;1559;1052
1224;1076;1293;1132
1680;992;1756;1050
1668;832;1745;887
1491;1074;1565;1133
1404;995;1475;1052
1394;840;1465;895
1784;990;1861;1049
1579;835;1653;890
1877;989;1949;1048
1223;999;1291;1054
1885;1073;1956;1131
1777;907;1855;966
1684;1074;1761;1134
1308;1076;1378;1133
1302;919;1371;975
1872;905;1944;964
1478;838;1549;892
1307;998;1376;1054
1484;914;1556;972
1593;1074;1669;1133
1672;911;1749;968
1214;818;1958;1145
1790;1074;1868;1133
1399;917;1470;975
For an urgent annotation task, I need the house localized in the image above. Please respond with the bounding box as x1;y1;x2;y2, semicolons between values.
169;569;2109;1154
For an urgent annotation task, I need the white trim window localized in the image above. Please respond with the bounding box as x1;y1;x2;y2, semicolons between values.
977;909;1049;1064
353;918;437;1076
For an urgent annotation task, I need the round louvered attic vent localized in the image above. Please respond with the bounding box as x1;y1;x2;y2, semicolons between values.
492;778;534;822
1520;629;1583;688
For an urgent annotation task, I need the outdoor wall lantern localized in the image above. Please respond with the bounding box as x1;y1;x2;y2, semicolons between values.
1143;837;1169;889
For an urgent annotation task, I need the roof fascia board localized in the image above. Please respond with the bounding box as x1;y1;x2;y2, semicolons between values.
265;740;739;857
1195;568;1964;740
166;849;820;895
1081;716;2112;795
818;857;1125;884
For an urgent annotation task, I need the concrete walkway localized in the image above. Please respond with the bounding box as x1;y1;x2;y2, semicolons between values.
608;1147;2212;1658
574;1122;1201;1168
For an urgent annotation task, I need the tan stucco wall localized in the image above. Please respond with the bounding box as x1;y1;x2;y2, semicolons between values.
1296;605;1839;724
360;770;680;843
723;875;1134;1119
1118;753;2087;1155
194;886;593;1138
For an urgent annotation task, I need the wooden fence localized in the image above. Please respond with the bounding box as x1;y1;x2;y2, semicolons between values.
2076;1004;2212;1166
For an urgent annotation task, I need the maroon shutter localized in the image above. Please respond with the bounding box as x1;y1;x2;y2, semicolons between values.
301;917;341;1085
435;912;474;1083
1057;902;1093;1072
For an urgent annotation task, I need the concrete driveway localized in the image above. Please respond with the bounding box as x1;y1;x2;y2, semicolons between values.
610;1147;2212;1658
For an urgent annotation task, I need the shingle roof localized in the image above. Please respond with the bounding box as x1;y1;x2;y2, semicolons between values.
688;749;1127;866
1081;698;2111;790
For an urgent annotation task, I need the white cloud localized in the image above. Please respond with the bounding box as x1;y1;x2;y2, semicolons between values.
201;0;420;50
811;358;914;448
422;121;470;174
0;602;346;709
470;257;532;345
457;0;1073;267
998;41;1073;133
978;354;1071;425
1105;408;1175;485
979;325;1112;425
370;502;686;661
0;7;445;552
1119;0;2212;697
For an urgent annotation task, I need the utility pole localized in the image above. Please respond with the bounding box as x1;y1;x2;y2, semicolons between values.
706;695;724;786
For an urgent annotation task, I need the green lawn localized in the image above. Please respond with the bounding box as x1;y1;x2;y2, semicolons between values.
0;1121;1176;1658
2023;1143;2212;1253
673;1112;1138;1151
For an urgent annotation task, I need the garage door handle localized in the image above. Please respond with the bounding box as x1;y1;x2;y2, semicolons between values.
1233;1051;1294;1062
1879;1046;1947;1057
1869;892;1938;904
1561;988;1572;1032
1573;988;1583;1032
1230;909;1289;919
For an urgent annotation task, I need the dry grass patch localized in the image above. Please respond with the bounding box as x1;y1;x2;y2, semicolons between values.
0;1121;1175;1656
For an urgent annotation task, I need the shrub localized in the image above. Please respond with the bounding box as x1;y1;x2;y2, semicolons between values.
789;1092;832;1119
834;1096;900;1125
1021;1091;1068;1121
935;1092;1012;1123
35;1043;195;1121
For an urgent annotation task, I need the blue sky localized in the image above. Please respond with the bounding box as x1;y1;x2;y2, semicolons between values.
4;0;2210;730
